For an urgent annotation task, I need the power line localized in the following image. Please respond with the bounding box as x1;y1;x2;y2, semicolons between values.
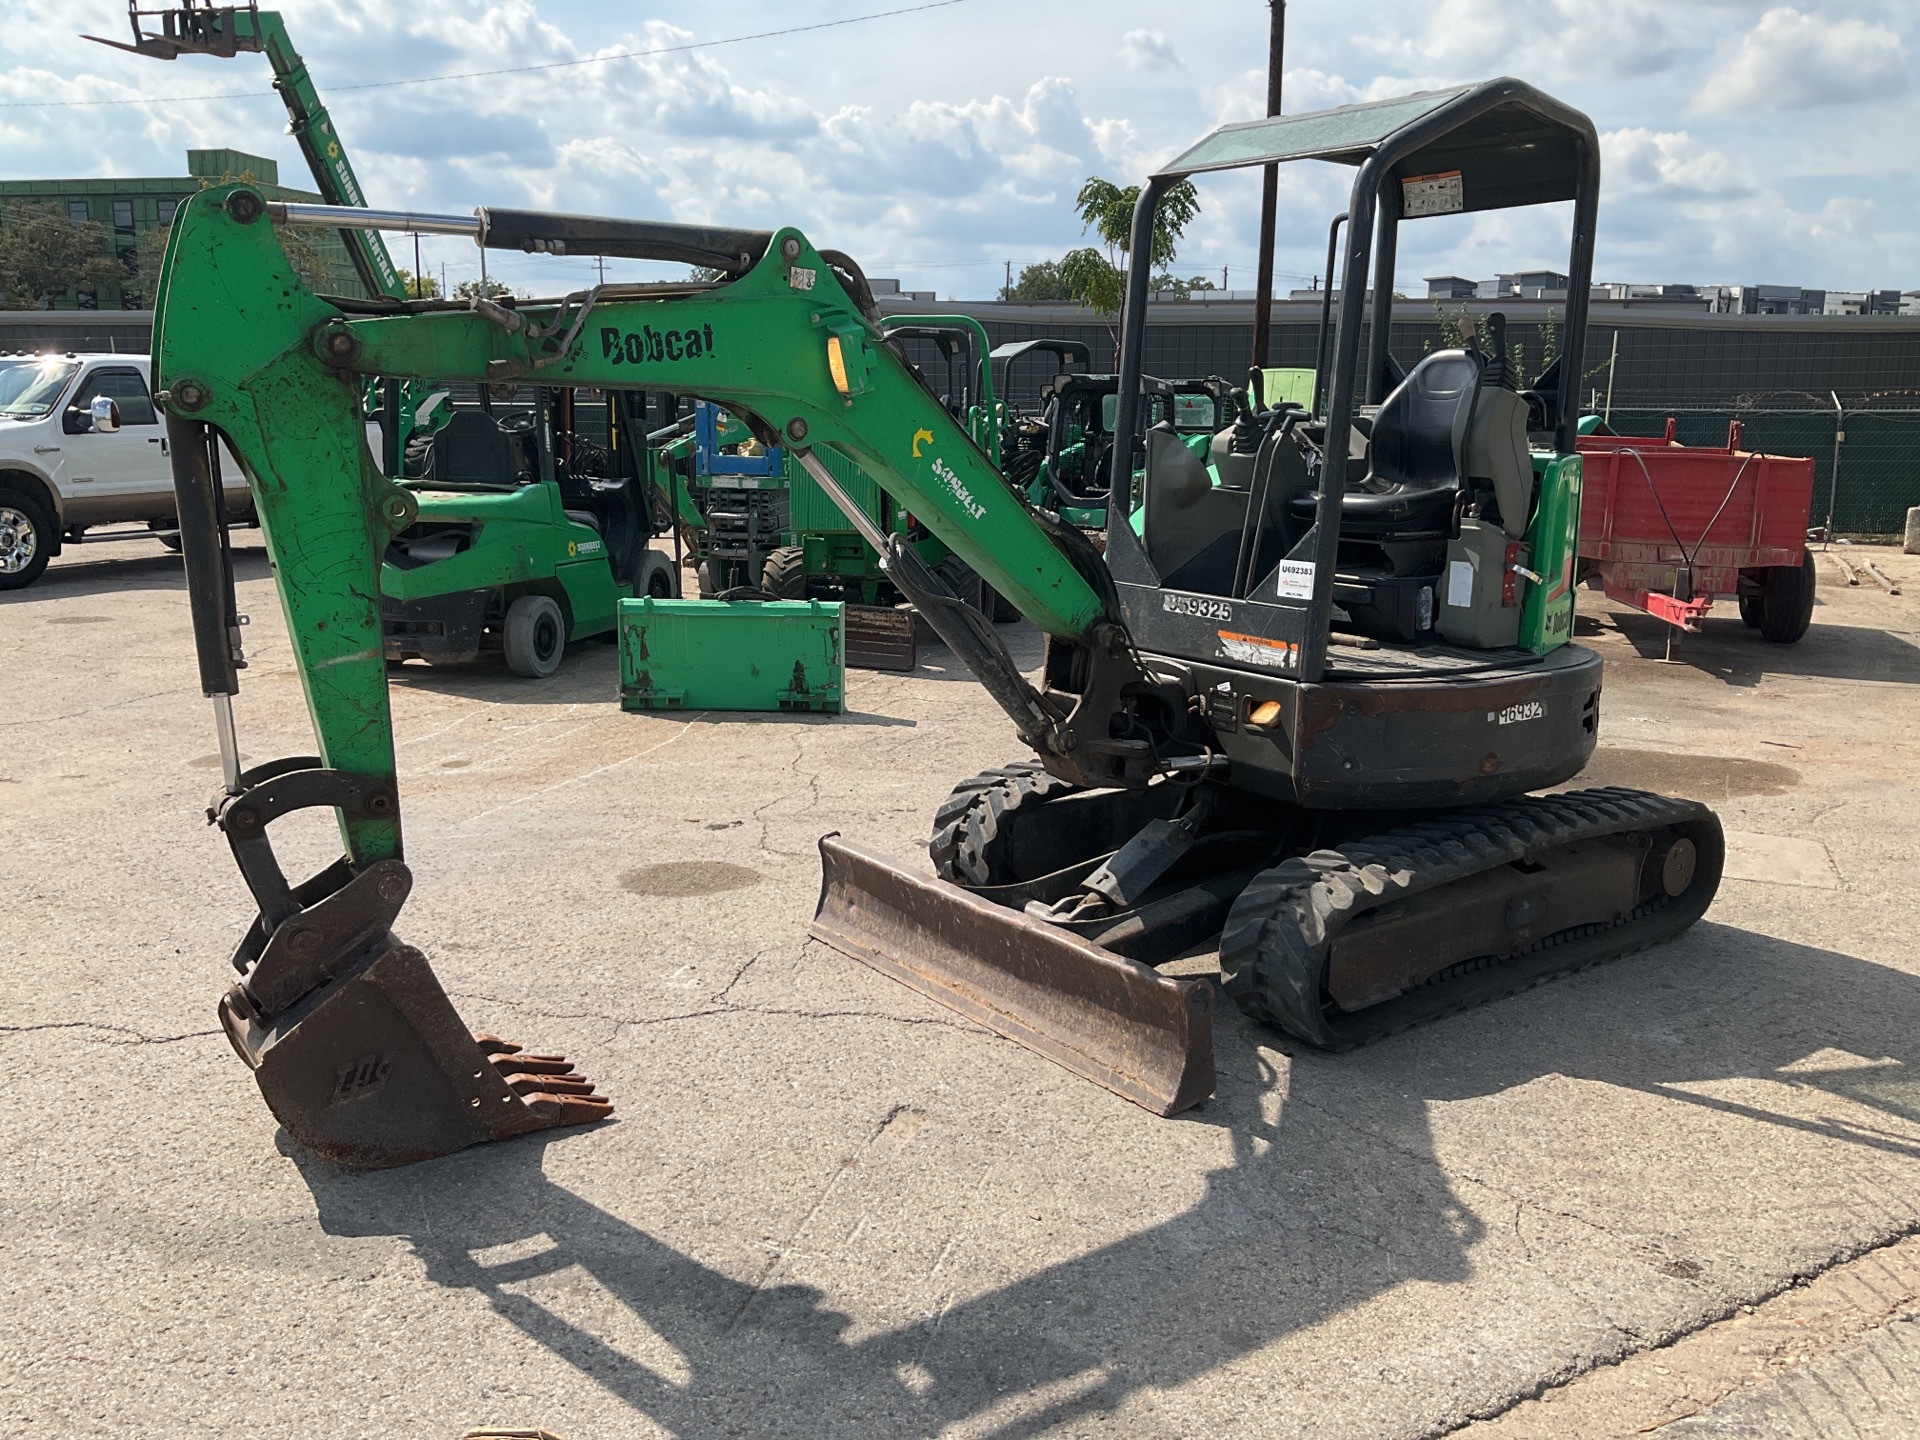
2;0;976;109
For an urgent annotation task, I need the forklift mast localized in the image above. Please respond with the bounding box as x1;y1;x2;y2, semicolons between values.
87;2;405;301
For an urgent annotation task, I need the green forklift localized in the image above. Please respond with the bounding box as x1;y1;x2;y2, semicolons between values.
97;2;684;677
384;387;681;677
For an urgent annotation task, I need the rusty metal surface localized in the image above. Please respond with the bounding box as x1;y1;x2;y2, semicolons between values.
844;604;918;671
808;834;1214;1116
224;935;611;1170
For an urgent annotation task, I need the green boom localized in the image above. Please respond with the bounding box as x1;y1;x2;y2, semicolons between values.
151;186;1110;864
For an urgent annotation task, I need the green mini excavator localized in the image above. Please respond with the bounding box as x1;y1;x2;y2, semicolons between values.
152;78;1723;1168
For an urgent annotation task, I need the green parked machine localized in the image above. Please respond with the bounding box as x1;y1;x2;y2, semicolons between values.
96;1;686;679
384;387;681;677
691;315;1009;613
153;78;1723;1168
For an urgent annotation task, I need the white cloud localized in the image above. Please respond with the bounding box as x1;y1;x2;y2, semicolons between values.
4;0;1919;295
1209;68;1366;126
1119;30;1179;72
1359;0;1689;81
1601;128;1752;201
1693;8;1910;115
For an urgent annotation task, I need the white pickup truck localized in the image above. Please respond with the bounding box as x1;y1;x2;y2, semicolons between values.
0;352;254;590
0;352;384;590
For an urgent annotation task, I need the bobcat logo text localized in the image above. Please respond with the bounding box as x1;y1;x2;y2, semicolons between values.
601;324;717;365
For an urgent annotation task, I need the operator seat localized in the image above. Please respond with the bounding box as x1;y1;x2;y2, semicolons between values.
416;408;525;487
1289;348;1482;536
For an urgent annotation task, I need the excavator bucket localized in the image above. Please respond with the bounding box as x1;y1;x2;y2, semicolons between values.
221;929;611;1171
810;835;1215;1115
199;765;611;1170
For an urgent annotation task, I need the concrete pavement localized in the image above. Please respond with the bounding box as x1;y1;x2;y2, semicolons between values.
4;537;1919;1438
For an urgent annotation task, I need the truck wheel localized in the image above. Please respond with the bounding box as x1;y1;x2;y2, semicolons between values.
503;594;566;677
630;548;680;599
150;519;183;553
762;546;807;600
1757;549;1816;644
0;488;51;590
696;558;723;599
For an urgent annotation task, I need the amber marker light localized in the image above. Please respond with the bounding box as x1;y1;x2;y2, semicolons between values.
1247;699;1284;729
826;334;852;396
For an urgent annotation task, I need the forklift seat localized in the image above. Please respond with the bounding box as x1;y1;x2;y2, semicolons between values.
429;409;524;487
1289;348;1482;536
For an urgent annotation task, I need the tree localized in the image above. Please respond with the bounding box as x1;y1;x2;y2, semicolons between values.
1000;260;1074;302
687;265;725;283
1151;274;1217;301
454;276;512;301
1434;299;1477;350
0;203;125;310
395;267;442;299
275;224;330;293
1058;175;1201;332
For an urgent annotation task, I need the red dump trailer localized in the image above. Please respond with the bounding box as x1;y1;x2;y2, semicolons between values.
1577;419;1818;649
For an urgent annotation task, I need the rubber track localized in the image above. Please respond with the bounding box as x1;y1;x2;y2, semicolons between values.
1218;786;1725;1050
928;762;1080;887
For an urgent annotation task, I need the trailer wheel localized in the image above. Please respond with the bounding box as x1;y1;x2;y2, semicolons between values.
1737;592;1761;628
630;548;680;599
1757;549;1815;644
696;558;724;599
503;594;566;677
0;488;52;590
762;546;807;600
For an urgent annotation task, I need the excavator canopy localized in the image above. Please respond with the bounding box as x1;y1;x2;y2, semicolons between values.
1155;79;1587;213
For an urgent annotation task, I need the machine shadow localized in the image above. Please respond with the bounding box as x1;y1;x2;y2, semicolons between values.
1603;606;1920;688
288;921;1920;1437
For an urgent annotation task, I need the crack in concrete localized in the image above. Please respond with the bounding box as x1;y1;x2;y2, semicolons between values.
730;1101;916;1331
0;1021;218;1046
1426;1219;1920;1439
449;987;992;1041
0;683;202;730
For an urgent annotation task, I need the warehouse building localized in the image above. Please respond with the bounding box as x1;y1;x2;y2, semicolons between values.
0;147;362;309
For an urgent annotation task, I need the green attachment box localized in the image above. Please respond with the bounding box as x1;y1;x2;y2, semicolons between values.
618;597;845;713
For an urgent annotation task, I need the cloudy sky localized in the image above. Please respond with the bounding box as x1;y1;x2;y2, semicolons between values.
1;0;1914;299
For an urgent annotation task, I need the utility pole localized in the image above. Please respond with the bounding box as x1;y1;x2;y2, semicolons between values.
1251;0;1285;369
1005;259;1012;298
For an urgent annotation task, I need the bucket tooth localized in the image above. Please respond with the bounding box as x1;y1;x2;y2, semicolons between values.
223;936;611;1170
810;834;1214;1116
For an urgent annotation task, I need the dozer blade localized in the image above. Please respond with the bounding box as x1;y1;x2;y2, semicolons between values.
221;929;610;1171
810;835;1214;1115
